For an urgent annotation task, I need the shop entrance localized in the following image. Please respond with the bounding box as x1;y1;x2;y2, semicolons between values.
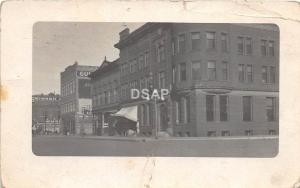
158;103;168;131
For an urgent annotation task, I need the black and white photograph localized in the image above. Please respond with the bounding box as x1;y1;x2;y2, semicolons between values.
32;22;279;157
4;1;300;188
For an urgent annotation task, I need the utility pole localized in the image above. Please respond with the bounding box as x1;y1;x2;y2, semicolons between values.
148;72;158;138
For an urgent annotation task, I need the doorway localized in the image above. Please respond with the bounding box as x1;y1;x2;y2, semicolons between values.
159;103;168;131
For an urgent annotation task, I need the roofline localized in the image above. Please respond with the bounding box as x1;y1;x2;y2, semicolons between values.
89;58;120;79
114;22;170;49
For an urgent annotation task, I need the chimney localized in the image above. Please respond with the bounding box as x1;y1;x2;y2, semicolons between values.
119;28;130;41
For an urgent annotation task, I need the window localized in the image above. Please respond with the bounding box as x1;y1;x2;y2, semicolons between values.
130;61;134;73
70;82;73;94
238;64;245;82
179;97;189;123
172;41;175;55
269;130;276;135
104;91;108;104
148;104;155;125
192;61;201;80
123;63;127;75
266;97;276;121
120;64;124;76
120;85;124;100
179;63;187;81
157;42;165;62
139;55;144;70
221;33;228;52
246;65;253;83
144;104;150;125
122;64;125;75
262;66;268;83
71;81;75;93
97;94;101;106
245;130;253;136
68;83;71;95
220;95;228;121
221;131;230;136
141;104;149;126
113;88;117;103
175;101;179;124
237;37;244;54
270;66;276;83
130;81;135;90
222;61;228;81
61;86;64;97
186;97;190;123
127;63;130;74
207;131;217;137
120;65;123;75
178;34;186;53
269;41;275;57
66;84;69;95
178;99;183;123
145;77;149;89
172;66;176;84
206;95;215;121
140;78;145;90
135;80;139;90
144;52;149;68
125;83;129;99
134;59;138;72
243;96;252;121
108;90;111;104
261;40;267;56
124;63;127;75
207;61;216;80
179;97;190;123
206;32;216;50
245;37;252;55
158;71;166;89
191;32;201;50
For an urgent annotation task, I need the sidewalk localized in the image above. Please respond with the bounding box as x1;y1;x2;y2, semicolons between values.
35;134;279;142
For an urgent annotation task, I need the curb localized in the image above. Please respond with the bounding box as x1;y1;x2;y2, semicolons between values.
34;135;279;142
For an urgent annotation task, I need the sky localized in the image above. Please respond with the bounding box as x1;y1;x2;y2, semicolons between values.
33;22;144;95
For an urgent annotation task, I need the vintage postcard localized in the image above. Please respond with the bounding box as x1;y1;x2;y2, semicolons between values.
32;22;279;157
1;1;300;188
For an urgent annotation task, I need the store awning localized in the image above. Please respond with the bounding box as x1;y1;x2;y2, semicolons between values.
111;106;138;122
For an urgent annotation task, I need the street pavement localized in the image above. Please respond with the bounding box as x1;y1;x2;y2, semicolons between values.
32;135;278;157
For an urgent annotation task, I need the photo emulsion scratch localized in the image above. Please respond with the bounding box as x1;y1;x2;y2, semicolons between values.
32;22;279;157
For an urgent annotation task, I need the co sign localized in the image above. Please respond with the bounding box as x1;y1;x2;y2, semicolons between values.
77;71;91;77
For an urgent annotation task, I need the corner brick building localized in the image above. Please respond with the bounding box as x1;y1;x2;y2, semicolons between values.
60;62;98;135
92;23;279;137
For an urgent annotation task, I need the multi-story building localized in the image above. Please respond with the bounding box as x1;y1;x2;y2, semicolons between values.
114;23;174;136
60;62;98;135
90;58;120;135
168;23;279;137
95;23;279;137
32;93;60;133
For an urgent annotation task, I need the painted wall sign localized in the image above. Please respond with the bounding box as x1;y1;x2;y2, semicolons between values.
77;71;91;77
78;79;91;98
